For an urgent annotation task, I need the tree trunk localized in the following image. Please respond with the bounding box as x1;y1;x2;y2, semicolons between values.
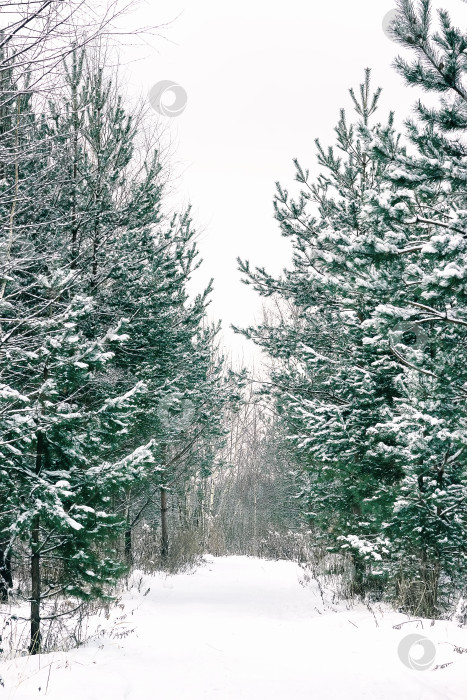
351;554;366;597
29;514;41;654
0;545;12;601
160;487;169;558
29;430;44;655
71;52;79;267
124;525;132;568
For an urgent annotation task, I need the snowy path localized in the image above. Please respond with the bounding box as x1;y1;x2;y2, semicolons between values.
1;556;467;699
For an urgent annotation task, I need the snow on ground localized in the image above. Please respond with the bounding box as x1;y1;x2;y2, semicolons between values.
1;556;467;699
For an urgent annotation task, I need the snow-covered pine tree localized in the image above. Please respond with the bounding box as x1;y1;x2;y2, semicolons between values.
239;0;467;616
360;0;467;614
238;70;410;598
0;51;159;652
0;10;242;655
14;44;242;580
103;203;242;562
47;48;243;564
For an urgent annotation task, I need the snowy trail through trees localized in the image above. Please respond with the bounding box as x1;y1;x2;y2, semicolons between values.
2;556;467;699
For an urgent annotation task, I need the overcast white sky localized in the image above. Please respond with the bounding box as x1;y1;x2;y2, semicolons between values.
120;0;467;366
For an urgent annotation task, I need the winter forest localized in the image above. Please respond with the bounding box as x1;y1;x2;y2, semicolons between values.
0;0;467;697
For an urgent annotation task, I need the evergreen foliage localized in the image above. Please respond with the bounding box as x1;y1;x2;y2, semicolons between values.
238;0;467;615
0;42;239;652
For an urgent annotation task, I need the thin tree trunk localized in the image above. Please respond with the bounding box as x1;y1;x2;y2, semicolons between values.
70;48;82;268
160;487;169;558
0;96;20;301
0;544;12;600
124;528;132;567
253;485;257;543
124;505;132;568
29;430;44;655
30;514;41;654
351;555;366;597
